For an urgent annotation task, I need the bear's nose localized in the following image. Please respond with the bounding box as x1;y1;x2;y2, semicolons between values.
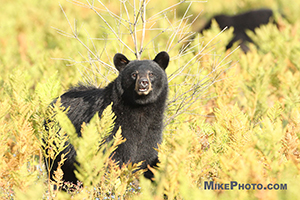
140;78;149;88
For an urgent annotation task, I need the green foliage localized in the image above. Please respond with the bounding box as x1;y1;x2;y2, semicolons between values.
1;0;300;199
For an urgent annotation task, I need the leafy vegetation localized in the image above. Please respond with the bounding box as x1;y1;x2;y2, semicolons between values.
1;0;300;199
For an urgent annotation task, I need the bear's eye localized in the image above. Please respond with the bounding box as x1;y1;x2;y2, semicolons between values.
131;73;137;79
149;72;154;77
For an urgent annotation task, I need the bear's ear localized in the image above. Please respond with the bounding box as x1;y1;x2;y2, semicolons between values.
153;51;169;70
113;53;130;71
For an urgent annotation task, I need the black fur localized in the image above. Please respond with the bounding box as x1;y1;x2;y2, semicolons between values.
200;8;275;53
44;51;170;187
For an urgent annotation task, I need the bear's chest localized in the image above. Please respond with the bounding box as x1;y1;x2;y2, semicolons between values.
113;104;159;136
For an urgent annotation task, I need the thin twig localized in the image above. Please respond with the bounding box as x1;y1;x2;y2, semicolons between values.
89;0;135;53
139;0;147;56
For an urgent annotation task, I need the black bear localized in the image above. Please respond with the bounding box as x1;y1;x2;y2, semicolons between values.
181;8;275;53
200;8;275;52
44;51;170;188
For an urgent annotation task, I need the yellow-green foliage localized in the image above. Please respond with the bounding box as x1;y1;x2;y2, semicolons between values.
1;0;300;199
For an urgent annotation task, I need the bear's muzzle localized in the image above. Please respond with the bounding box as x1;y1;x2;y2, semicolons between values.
135;76;152;95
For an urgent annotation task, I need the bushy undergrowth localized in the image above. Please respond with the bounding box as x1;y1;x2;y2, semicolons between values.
1;0;300;199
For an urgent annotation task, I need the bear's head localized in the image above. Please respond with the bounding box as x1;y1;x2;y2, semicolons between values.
113;51;169;105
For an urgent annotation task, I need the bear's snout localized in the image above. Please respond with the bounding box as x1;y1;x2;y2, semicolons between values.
140;78;149;88
135;76;152;95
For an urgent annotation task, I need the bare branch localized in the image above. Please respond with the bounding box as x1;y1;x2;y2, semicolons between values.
139;0;147;56
89;0;135;53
